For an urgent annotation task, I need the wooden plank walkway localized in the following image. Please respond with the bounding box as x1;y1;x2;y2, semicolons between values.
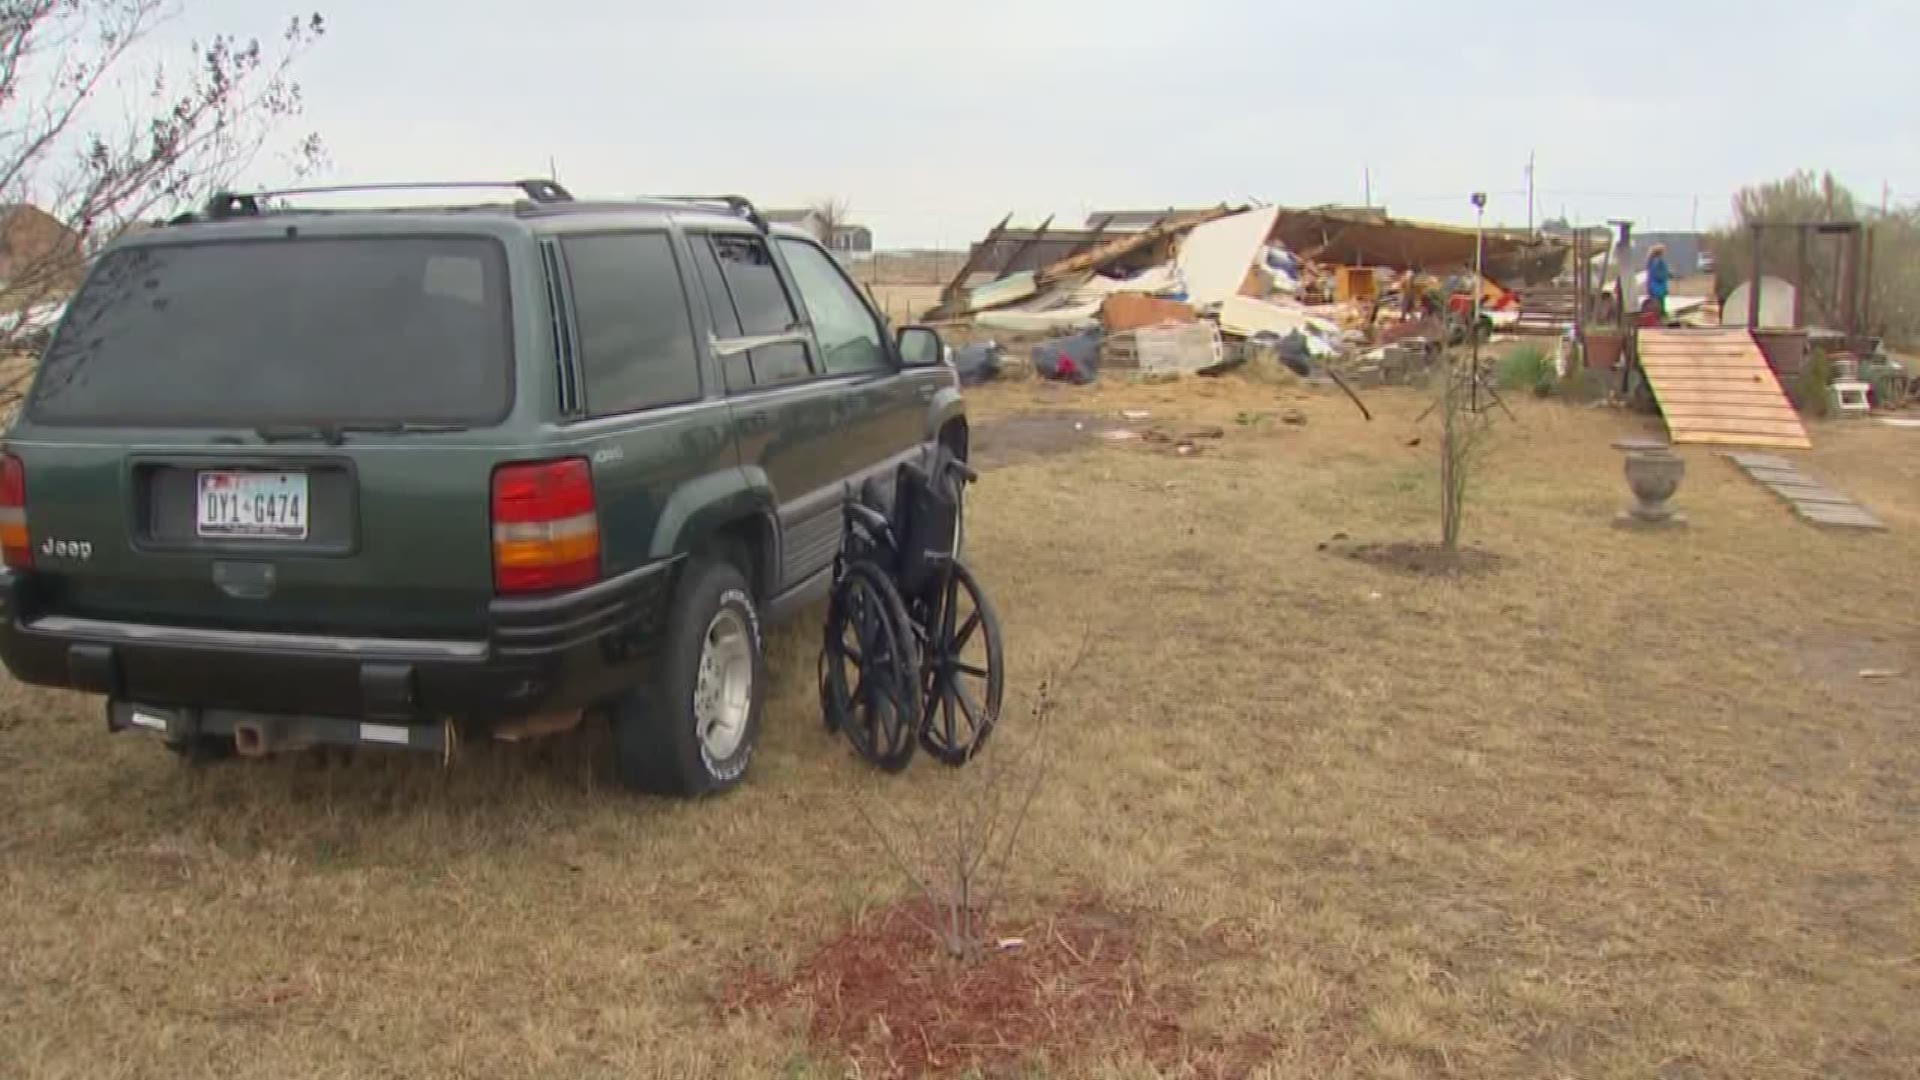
1639;328;1811;449
1722;452;1886;530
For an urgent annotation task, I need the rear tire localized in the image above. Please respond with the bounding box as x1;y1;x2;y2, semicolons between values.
611;557;764;797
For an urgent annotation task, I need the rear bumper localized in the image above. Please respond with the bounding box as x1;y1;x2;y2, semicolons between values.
0;559;679;723
108;700;455;754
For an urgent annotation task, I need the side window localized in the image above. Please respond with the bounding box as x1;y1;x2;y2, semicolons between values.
688;233;752;392
778;238;887;376
710;234;811;386
562;233;700;415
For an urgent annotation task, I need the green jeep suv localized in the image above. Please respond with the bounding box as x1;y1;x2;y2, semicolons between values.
0;180;966;796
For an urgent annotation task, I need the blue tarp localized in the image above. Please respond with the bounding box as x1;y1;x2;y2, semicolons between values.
952;342;1005;386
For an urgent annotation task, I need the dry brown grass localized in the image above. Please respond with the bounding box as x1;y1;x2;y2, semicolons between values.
3;376;1919;1078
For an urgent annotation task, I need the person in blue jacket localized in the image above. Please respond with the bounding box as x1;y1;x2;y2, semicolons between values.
1645;243;1671;319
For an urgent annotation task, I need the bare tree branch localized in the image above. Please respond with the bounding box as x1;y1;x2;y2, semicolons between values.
850;625;1092;960
974;629;1091;932
808;194;850;246
0;1;325;357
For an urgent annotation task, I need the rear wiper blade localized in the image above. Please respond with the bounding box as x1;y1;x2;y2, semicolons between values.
254;421;468;445
332;422;470;436
255;423;343;445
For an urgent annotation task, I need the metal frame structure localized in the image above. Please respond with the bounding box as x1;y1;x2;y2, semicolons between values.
1743;220;1872;337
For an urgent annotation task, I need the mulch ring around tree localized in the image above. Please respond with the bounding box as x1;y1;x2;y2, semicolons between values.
720;897;1275;1079
1327;539;1502;576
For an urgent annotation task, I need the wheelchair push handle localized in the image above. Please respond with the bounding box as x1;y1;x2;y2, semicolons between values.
839;485;896;544
932;448;978;486
845;501;891;532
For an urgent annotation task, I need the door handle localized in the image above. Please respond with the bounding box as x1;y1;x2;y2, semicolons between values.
918;384;935;401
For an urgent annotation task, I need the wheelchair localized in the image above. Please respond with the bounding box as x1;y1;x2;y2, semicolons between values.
819;446;1004;771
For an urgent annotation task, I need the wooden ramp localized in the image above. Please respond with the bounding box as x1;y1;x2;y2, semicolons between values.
1637;328;1811;449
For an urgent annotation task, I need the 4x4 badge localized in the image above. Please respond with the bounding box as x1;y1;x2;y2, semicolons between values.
39;538;92;561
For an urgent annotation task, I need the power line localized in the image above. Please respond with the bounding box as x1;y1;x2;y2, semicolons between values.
1536;189;1733;200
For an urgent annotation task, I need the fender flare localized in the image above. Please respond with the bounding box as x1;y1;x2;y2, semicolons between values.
925;385;968;453
648;467;778;591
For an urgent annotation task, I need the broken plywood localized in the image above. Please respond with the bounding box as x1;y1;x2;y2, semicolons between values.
1035;206;1236;284
1174;205;1282;308
1638;329;1811;450
1217;295;1340;339
1100;293;1196;334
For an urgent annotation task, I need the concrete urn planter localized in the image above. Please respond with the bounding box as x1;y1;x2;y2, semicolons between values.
1612;437;1686;527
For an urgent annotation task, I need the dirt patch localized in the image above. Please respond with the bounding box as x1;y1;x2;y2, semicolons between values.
723;898;1265;1078
972;410;1235;468
1130;423;1229;458
1788;627;1916;730
1335;539;1502;576
1792;631;1913;688
969;410;1113;470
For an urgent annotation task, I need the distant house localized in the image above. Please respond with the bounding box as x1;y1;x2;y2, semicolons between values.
0;204;84;299
829;223;873;255
764;209;873;255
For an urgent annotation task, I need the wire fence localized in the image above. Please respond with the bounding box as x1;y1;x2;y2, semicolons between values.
848;250;970;286
846;250;973;324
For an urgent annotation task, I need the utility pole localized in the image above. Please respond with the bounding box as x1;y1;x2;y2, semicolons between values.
1690;195;1699;234
1883;180;1890;216
1364;166;1371;209
1524;150;1535;233
548;155;559;182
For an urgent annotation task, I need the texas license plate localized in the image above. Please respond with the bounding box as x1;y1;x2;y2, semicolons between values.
196;471;309;540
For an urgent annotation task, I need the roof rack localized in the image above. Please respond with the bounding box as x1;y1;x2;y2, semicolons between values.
201;179;573;220
651;194;768;234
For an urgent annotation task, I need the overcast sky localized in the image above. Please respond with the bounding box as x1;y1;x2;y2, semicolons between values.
168;0;1917;248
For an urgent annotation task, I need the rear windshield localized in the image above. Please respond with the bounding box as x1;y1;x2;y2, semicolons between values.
30;236;512;426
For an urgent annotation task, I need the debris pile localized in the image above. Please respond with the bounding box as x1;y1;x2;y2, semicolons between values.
930;204;1570;386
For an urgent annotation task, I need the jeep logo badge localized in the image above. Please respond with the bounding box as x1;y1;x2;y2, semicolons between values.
40;538;92;561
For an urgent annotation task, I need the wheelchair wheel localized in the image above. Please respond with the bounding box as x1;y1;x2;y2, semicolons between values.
917;559;1005;767
821;560;921;772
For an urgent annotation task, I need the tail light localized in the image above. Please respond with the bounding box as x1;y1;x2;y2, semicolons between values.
0;453;28;569
491;458;600;594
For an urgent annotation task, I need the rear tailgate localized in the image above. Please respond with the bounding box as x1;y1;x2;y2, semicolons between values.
11;434;503;639
10;231;529;640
